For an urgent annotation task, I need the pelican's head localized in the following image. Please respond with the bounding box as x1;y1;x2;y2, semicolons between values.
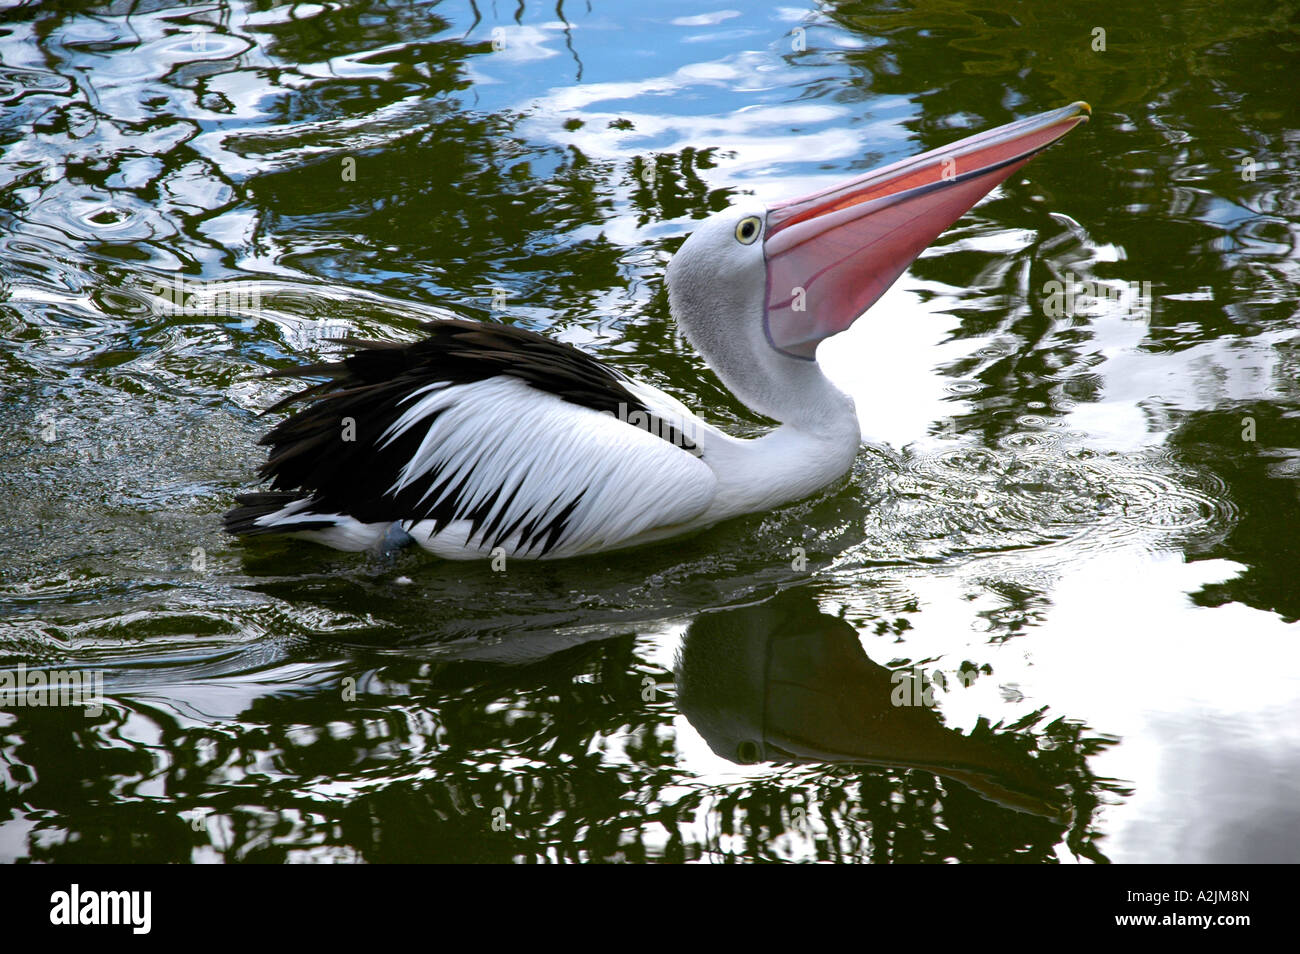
667;102;1091;372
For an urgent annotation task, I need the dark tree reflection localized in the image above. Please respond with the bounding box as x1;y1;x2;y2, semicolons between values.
1;587;1123;862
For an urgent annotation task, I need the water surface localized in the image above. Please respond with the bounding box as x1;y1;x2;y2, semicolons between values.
2;0;1299;862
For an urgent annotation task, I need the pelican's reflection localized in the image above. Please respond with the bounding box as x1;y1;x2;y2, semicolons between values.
675;587;1067;820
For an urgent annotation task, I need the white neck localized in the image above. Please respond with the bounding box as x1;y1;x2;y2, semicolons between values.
693;420;861;522
665;224;862;517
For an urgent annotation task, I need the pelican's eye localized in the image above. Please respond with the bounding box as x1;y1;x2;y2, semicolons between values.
735;215;761;245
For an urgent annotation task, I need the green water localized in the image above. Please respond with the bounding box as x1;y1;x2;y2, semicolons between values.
1;0;1298;862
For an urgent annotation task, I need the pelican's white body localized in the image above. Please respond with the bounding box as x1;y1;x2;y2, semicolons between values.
270;367;860;559
242;104;1087;558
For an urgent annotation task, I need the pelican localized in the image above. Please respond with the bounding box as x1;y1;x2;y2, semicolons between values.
226;103;1090;560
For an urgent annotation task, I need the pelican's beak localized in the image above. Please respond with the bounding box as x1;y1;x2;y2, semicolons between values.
762;102;1091;359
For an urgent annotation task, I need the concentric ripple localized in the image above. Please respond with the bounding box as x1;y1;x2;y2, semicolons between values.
844;441;1237;567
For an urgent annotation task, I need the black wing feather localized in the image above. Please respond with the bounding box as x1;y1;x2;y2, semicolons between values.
225;319;697;552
